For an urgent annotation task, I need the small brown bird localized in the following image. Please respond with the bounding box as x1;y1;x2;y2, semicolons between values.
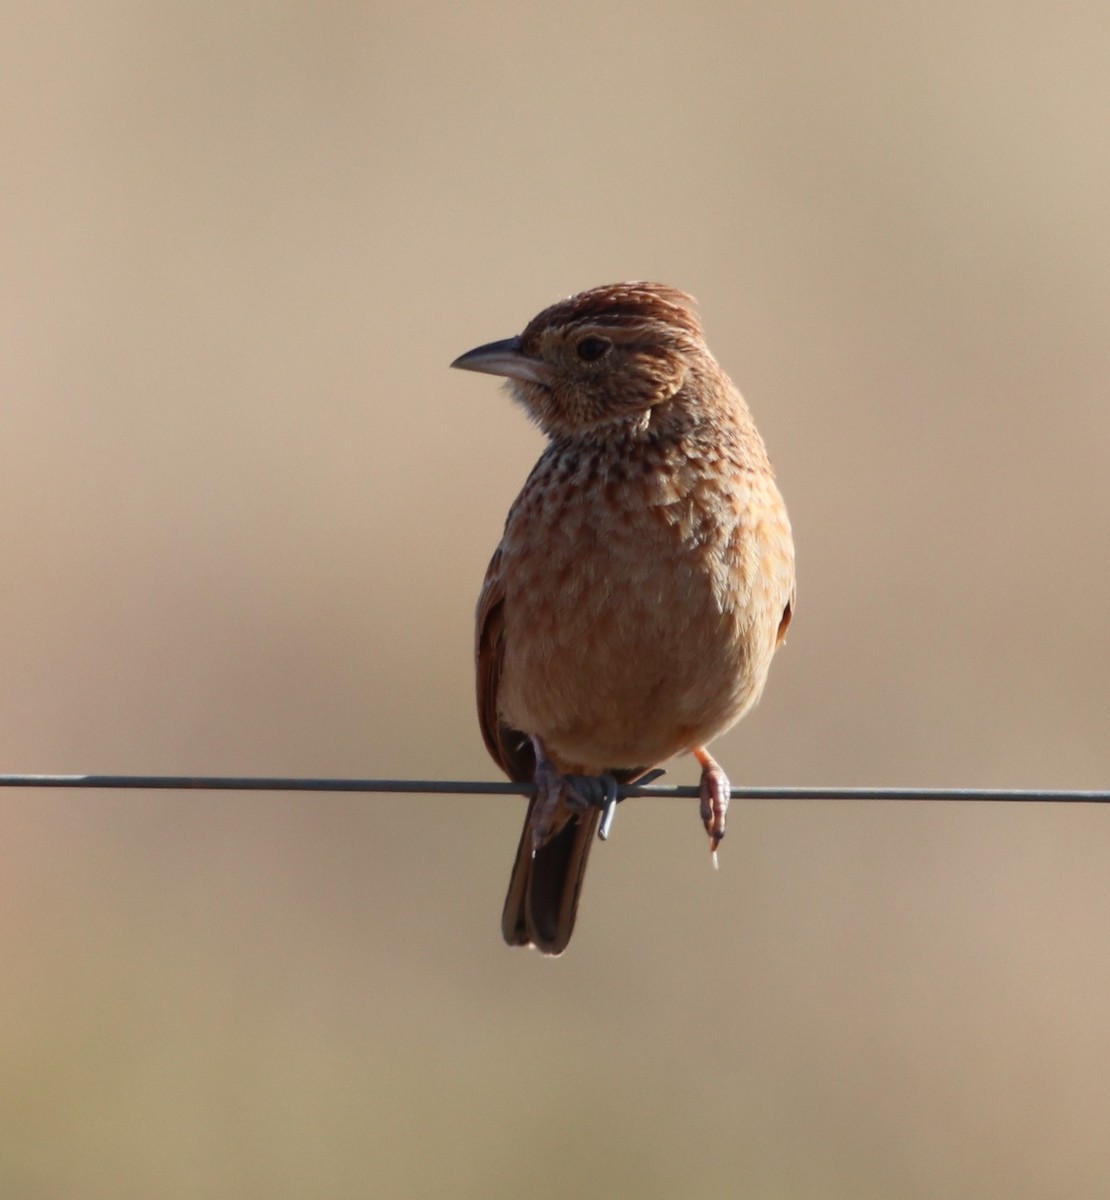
452;282;794;954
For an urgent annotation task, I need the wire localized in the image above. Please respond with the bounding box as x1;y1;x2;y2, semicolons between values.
0;774;1106;803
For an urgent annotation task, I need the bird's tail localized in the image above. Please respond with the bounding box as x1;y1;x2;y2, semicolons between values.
501;799;601;955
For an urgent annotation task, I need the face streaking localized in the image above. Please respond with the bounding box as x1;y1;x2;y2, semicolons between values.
452;282;710;437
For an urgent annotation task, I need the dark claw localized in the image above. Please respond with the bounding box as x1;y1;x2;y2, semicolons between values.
534;768;667;844
562;773;608;811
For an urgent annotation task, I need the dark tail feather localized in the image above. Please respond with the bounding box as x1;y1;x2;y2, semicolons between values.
501;800;601;955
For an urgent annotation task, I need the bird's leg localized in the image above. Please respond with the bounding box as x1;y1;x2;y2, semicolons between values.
529;735;565;852
694;746;730;867
529;736;620;848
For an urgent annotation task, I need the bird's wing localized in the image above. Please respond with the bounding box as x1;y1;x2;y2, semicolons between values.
475;547;534;782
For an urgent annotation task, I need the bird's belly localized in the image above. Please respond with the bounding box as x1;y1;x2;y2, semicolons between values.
497;529;774;772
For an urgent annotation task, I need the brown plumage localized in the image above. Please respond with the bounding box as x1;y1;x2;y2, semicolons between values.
452;282;795;954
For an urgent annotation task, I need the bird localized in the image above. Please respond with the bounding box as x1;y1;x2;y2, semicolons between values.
451;282;795;954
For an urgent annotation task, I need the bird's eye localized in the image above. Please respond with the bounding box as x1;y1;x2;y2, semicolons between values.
575;336;612;363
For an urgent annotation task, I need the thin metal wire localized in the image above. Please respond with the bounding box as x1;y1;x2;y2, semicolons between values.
0;774;1106;803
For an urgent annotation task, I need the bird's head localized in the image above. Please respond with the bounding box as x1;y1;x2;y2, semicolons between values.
451;282;709;438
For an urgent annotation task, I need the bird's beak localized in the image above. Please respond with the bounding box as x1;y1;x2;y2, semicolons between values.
450;336;553;386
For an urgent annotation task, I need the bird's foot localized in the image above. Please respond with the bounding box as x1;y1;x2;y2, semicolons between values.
529;737;615;851
529;736;635;848
565;772;621;840
561;772;617;812
694;747;730;868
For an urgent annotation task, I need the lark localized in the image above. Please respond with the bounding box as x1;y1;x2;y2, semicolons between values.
453;283;795;953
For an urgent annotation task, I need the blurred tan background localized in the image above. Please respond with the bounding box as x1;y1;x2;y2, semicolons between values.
2;3;1109;1196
